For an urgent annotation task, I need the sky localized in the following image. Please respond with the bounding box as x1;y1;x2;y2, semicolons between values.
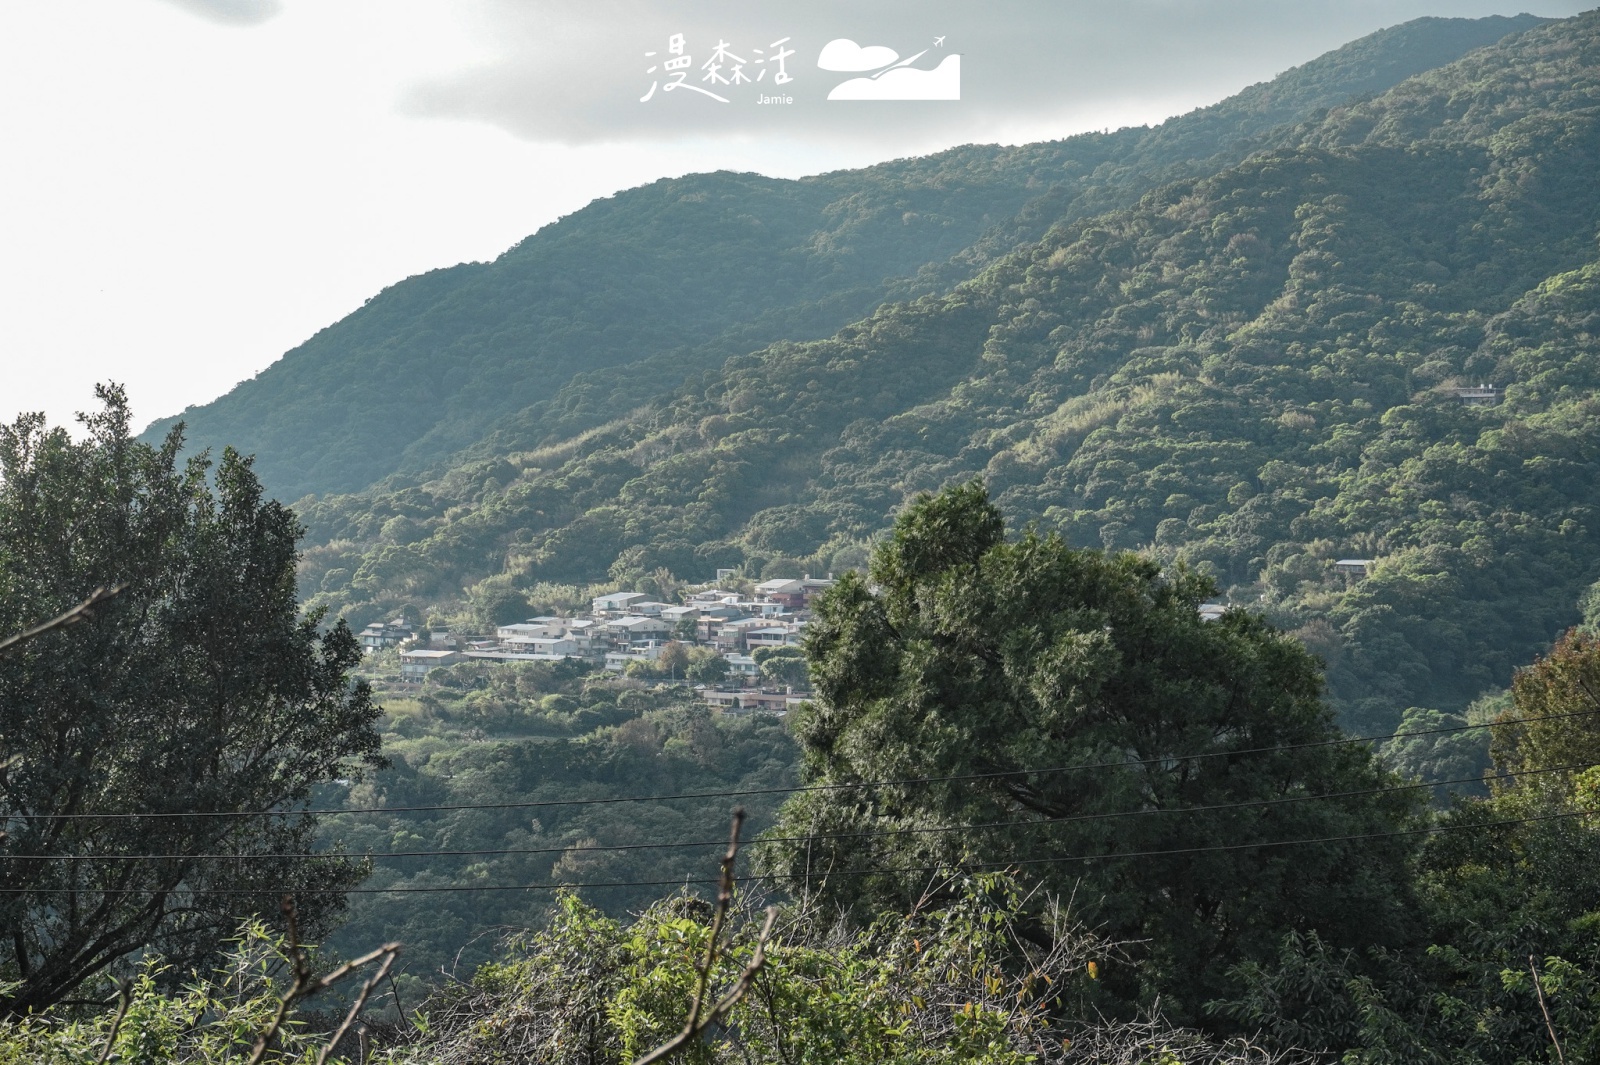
0;0;1592;434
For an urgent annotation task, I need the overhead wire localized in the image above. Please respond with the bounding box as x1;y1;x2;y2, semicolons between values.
0;806;1588;896
3;705;1591;823
6;758;1592;864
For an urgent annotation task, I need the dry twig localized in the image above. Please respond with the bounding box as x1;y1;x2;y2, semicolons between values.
0;585;125;656
1529;954;1568;1065
246;896;401;1065
633;808;778;1065
92;979;133;1065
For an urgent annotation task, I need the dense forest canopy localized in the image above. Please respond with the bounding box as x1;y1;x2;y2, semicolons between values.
17;11;1596;1062
276;12;1600;735
140;14;1544;504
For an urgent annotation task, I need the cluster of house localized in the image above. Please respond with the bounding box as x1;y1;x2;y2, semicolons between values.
357;575;838;714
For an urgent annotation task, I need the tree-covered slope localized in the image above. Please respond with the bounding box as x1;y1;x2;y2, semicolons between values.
299;12;1600;733
140;15;1542;503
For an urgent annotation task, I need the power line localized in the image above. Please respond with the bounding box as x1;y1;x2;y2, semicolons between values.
9;758;1586;865
5;705;1588;824
0;807;1587;896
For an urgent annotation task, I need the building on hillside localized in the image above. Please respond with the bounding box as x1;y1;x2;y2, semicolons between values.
1334;559;1374;578
1455;384;1499;406
712;618;770;652
497;620;563;642
699;688;807;715
592;591;648;614
1198;603;1228;622
725;653;759;681
754;578;806;608
466;650;580;664
798;576;837;604
400;648;458;680
604;641;667;672
745;626;798;650
605;615;670;649
359;620;413;653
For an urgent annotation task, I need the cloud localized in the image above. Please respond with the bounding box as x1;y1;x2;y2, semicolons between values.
828;54;960;100
817;38;900;72
397;0;1591;149
157;0;283;26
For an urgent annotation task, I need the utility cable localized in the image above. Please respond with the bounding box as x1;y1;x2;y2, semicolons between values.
0;806;1588;896
4;705;1590;823
7;758;1589;864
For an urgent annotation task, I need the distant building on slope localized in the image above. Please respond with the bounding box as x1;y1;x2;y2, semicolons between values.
1455;384;1498;406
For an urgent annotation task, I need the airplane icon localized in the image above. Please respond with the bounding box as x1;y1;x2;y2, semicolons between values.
934;36;945;46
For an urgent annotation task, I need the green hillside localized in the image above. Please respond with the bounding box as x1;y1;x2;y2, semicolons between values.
140;15;1542;503
299;12;1600;733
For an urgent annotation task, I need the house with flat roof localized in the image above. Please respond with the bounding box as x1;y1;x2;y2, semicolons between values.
592;591;648;614
359;620;413;653
400;648;458;680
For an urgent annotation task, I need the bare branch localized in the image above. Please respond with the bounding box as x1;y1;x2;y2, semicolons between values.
1530;954;1568;1065
246;896;401;1065
0;585;125;656
92;979;133;1065
633;809;778;1065
317;946;400;1065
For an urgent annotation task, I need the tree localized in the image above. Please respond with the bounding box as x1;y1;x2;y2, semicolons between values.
1491;628;1600;809
753;646;809;690
656;640;691;681
761;481;1422;1014
672;616;700;644
686;648;730;686
0;386;384;1015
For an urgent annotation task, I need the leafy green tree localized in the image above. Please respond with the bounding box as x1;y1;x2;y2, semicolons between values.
1220;634;1600;1063
1380;706;1491;800
685;648;730;686
1491;629;1600;809
763;482;1422;1013
753;646;809;690
656;640;691;681
0;387;383;1015
467;575;530;631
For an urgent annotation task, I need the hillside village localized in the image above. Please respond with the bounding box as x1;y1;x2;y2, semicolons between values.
357;574;838;713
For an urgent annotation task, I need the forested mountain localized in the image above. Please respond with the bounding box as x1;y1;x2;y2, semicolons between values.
140;14;1542;503
295;12;1600;734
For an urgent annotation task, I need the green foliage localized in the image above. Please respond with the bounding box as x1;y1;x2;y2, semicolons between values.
753;646;809;689
1212;627;1600;1063
1380;707;1491;802
288;13;1600;739
147;16;1532;507
761;482;1423;1017
315;669;797;997
0;923;359;1064
0;387;383;1015
389;873;1299;1065
1491;629;1600;810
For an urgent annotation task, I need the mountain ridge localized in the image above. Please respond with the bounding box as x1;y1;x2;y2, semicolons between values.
294;10;1600;733
140;13;1547;503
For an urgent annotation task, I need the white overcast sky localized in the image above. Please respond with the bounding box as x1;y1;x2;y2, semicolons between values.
0;0;1591;434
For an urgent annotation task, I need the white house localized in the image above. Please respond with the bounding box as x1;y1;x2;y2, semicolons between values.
399;648;458;680
592;591;648;614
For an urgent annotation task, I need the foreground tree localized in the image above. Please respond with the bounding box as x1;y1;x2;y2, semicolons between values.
761;481;1422;1015
0;386;383;1015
